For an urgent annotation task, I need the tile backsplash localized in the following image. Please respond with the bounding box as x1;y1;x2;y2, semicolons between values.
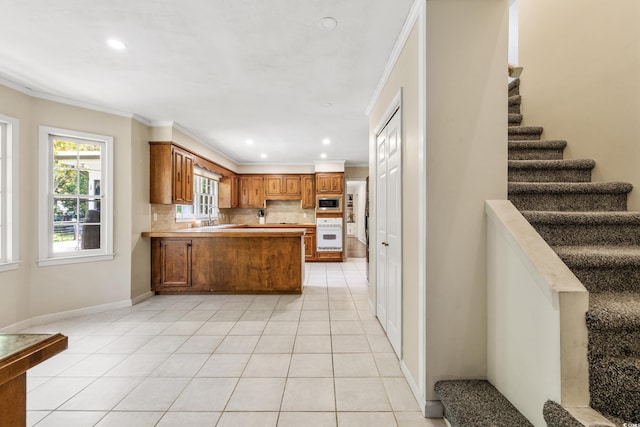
223;200;315;225
151;200;316;231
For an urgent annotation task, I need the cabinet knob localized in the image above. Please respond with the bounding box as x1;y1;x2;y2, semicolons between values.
381;242;389;246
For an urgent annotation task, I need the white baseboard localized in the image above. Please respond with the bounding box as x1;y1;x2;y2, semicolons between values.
131;291;154;305
0;292;155;333
400;359;427;416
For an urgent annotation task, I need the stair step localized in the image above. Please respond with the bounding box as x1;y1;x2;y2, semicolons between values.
508;113;523;126
552;245;640;293
434;380;533;427
508;182;632;211
587;292;640;358
508;78;520;97
521;211;640;245
508;159;595;182
554;245;640;268
508;125;544;141
509;95;521;114
543;401;617;427
508;140;567;160
589;356;640;422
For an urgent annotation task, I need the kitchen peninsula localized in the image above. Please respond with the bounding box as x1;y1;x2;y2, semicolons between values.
142;225;305;294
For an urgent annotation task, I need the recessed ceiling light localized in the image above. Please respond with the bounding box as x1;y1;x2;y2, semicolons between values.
246;139;254;145
106;39;126;50
322;138;331;145
260;153;267;159
319;17;338;31
320;153;327;159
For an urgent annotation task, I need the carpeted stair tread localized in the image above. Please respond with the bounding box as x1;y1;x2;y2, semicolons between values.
589;356;640;423
553;245;640;268
508;95;521;106
509;182;633;194
509;113;523;125
509;159;595;170
434;380;533;427
508;140;567;160
522;211;640;225
587;291;640;330
509;139;568;150
509;126;544;140
508;78;520;95
542;401;585;427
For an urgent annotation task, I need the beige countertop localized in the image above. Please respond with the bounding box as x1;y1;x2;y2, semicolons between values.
142;224;310;238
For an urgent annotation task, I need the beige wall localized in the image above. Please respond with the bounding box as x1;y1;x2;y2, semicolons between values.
131;119;152;300
369;21;422;386
519;0;640;209
0;83;153;328
0;85;33;328
424;0;508;399
345;166;369;179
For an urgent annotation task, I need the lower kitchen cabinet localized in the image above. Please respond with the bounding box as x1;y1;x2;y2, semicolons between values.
304;227;316;261
151;239;193;291
316;251;343;261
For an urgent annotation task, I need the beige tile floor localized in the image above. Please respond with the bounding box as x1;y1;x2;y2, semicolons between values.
22;259;446;427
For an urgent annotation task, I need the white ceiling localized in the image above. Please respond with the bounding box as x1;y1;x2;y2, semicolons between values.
0;0;414;166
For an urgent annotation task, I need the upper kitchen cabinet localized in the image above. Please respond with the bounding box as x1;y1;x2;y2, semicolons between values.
239;176;264;208
315;172;344;194
219;174;239;209
264;175;301;200
301;175;315;208
150;142;194;204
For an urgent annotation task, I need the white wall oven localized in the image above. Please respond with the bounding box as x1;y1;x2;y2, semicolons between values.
316;218;343;252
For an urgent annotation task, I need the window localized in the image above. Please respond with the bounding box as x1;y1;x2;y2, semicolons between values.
176;170;220;221
0;114;19;272
38;126;113;266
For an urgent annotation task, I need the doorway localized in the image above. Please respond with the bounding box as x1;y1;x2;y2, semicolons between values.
345;180;367;259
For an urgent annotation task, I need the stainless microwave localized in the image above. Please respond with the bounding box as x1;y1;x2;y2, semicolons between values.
316;196;342;212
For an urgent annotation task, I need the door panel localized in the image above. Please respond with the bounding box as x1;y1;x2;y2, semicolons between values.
376;130;388;329
376;109;402;358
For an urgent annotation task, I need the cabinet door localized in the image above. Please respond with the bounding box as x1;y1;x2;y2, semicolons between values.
316;174;330;193
239;177;251;208
230;175;239;208
249;176;264;207
330;174;343;193
158;239;192;289
304;228;316;261
284;176;301;195
219;174;238;209
265;176;283;197
301;175;315;208
172;148;194;204
184;155;193;203
172;149;186;203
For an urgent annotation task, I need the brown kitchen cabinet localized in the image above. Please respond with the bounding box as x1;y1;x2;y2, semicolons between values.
316;251;343;261
264;175;301;199
219;174;239;208
304;226;316;261
239;176;264;208
151;239;194;291
149;142;194;204
301;175;315;208
315;172;344;194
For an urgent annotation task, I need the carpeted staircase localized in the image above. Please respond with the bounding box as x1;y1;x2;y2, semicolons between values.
508;78;640;426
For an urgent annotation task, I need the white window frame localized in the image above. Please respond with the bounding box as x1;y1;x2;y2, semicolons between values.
176;168;220;222
38;126;114;266
0;114;19;272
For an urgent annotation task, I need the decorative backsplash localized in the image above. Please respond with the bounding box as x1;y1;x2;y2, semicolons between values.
151;200;316;231
223;200;316;224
